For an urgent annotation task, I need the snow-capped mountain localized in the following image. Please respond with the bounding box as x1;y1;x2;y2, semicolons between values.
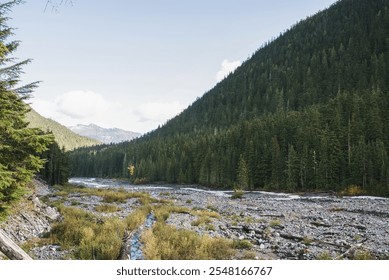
69;124;141;144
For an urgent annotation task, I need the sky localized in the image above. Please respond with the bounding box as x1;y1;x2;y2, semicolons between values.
9;0;338;134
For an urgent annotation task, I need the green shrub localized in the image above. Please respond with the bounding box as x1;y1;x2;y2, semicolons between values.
354;250;373;260
95;204;120;213
142;222;235;260
191;216;212;227
316;251;332;260
269;219;282;228
339;185;365;196
50;206;126;259
233;239;253;250
231;189;244;199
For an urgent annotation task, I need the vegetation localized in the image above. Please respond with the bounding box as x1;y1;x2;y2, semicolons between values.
26;107;100;151
339;185;366;196
142;222;234;260
353;250;373;260
44;184;234;260
69;0;389;196
316;251;333;260
50;206;126;259
0;1;53;213
232;239;253;250
231;188;244;199
94;204;120;213
39;141;69;185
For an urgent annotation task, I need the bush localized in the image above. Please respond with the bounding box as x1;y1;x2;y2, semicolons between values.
339;185;365;196
95;204;120;213
133;178;149;185
142;222;235;260
191;216;212;227
125;206;152;231
316;251;332;260
231;188;244;199
50;206;126;259
354;250;373;260
233;239;253;250
269;219;282;228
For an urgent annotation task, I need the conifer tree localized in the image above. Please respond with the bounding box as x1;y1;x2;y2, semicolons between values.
236;155;249;190
0;1;52;211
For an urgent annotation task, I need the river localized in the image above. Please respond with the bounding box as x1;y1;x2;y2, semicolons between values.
67;177;389;260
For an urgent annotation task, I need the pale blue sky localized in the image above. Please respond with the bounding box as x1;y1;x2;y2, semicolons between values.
10;0;338;133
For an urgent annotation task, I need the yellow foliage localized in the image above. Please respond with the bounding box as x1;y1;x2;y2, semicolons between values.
51;206;126;259
128;164;135;176
340;185;365;196
142;222;235;260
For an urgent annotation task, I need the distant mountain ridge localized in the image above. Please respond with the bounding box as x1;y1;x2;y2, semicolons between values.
26;108;100;151
69;124;141;144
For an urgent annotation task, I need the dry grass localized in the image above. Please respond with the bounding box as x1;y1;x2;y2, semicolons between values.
95;204;120;213
269;219;282;228
353;250;373;260
53;184;155;205
50;206;126;259
339;185;365;196
191;216;212;227
316;250;332;260
125;205;152;231
233;239;253;250
142;222;235;260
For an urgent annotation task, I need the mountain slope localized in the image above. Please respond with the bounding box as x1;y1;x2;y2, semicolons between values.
26;108;100;151
69;124;140;144
149;0;389;137
69;0;389;195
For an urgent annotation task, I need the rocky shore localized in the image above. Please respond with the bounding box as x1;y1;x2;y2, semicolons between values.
2;178;389;260
0;180;61;260
162;189;389;259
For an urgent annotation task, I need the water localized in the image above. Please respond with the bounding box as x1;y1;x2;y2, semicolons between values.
128;213;156;260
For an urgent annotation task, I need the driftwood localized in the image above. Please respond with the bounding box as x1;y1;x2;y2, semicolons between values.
311;221;332;228
334;240;367;260
118;230;132;260
258;214;285;218
279;232;304;241
0;229;32;260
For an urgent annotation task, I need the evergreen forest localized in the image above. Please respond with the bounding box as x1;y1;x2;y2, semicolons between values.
68;0;389;196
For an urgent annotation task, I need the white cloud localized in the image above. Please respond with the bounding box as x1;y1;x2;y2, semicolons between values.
136;101;184;122
30;91;185;134
216;59;241;82
55;90;109;119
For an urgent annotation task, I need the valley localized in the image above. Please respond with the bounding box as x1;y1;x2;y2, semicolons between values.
12;178;389;260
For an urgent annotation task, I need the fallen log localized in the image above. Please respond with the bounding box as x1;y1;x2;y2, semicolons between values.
0;229;32;260
279;233;304;241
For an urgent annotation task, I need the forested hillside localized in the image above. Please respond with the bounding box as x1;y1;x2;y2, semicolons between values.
26;108;100;151
69;0;389;196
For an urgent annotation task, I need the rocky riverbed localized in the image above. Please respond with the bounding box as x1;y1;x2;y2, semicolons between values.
2;178;389;260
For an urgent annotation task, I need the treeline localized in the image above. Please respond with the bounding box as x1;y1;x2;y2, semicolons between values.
69;90;389;195
39;141;69;186
69;0;389;196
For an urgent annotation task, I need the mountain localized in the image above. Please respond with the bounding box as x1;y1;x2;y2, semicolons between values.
26;108;100;151
69;0;389;196
69;124;141;144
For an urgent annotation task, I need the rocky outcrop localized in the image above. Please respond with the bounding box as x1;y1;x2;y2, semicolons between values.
0;179;60;259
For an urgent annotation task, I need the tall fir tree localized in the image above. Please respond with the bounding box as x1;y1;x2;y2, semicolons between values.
0;1;52;212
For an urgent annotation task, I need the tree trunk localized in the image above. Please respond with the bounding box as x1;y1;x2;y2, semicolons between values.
0;229;32;260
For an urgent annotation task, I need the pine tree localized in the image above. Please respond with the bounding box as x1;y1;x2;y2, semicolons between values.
236;155;249;190
0;1;52;211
